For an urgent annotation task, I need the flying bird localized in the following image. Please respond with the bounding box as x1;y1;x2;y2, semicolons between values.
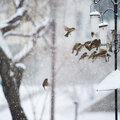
92;48;107;62
64;26;75;37
90;39;101;50
79;52;88;60
88;51;97;59
42;78;49;89
84;41;92;51
72;43;84;56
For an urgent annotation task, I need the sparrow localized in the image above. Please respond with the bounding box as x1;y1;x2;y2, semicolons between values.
79;52;88;60
84;41;92;51
42;78;48;89
90;39;101;50
88;51;97;59
91;32;94;38
64;26;75;37
72;43;84;56
92;48;107;62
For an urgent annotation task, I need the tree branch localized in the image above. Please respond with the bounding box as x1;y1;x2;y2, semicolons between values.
0;0;28;34
13;17;50;63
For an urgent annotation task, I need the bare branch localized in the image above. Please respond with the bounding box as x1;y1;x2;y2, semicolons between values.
13;17;50;63
4;31;31;38
0;0;28;34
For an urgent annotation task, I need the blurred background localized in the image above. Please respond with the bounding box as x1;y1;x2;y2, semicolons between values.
0;0;120;120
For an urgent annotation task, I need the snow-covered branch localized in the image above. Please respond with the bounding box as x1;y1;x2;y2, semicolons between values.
0;0;28;34
13;17;50;63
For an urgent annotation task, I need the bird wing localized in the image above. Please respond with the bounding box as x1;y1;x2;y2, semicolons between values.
64;26;70;31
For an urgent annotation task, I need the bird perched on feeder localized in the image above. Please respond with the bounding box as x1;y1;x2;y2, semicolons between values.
84;41;92;51
91;32;94;38
90;39;101;50
88;51;97;59
42;78;49;89
72;43;84;56
64;26;75;37
79;52;88;60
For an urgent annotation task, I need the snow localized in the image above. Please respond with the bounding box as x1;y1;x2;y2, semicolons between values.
16;63;26;70
0;85;119;120
99;22;108;27
0;31;13;59
90;11;100;16
0;0;28;30
10;70;14;77
96;69;120;91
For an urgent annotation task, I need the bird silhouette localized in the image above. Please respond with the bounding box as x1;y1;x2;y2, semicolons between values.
64;26;75;37
84;41;92;51
42;78;48;89
79;52;88;60
91;32;94;38
88;51;97;59
72;43;84;56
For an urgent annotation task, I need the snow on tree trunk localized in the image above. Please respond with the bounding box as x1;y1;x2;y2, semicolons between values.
0;48;27;120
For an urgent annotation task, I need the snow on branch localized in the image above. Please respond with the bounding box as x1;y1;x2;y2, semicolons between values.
0;31;13;59
0;0;28;34
13;17;50;63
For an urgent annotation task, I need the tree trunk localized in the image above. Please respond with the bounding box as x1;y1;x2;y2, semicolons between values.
0;48;27;120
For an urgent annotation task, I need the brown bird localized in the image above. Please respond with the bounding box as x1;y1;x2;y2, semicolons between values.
90;39;101;50
92;48;107;62
72;43;84;56
84;41;92;51
88;51;97;59
91;32;94;38
42;78;48;89
79;52;88;60
64;26;75;37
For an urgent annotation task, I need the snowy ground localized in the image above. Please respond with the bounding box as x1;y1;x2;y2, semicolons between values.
0;85;119;120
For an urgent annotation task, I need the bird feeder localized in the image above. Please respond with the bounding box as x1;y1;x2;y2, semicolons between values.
96;69;120;91
90;11;100;38
99;22;108;47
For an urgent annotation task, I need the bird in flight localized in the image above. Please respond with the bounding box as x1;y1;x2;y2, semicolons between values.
79;52;88;60
64;26;75;37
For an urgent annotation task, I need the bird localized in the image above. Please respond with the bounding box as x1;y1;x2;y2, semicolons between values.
90;39;101;50
91;32;94;38
72;43;84;56
64;26;75;37
42;78;49;89
79;52;88;60
88;51;97;59
92;48;107;62
84;41;92;51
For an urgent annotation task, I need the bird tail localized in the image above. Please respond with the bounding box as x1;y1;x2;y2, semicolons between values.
64;32;69;37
